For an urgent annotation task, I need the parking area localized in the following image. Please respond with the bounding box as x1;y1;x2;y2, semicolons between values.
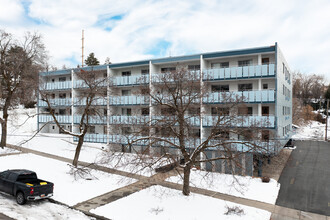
276;140;330;216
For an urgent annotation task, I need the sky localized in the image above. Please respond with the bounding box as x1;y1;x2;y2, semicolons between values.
0;0;329;80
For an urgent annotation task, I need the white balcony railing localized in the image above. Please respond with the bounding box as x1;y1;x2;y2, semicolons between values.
39;81;72;90
203;64;275;81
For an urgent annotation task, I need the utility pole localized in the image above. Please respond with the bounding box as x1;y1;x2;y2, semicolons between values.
82;30;84;67
326;99;329;141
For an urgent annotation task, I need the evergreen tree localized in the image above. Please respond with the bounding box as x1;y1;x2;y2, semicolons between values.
325;84;330;100
84;53;100;66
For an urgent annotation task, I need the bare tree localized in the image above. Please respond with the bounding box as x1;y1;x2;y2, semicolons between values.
39;68;106;166
293;71;325;103
104;67;275;195
0;30;46;148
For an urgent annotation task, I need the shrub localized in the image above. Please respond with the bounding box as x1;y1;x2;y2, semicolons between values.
262;176;270;183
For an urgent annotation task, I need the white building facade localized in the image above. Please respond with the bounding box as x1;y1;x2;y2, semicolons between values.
38;43;292;175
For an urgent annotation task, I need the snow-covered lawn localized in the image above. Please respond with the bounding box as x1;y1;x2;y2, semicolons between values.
292;120;329;140
0;194;92;220
91;185;271;220
0;147;19;155
167;170;280;204
0;153;135;206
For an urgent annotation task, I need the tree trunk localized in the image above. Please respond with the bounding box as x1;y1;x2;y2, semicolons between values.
182;164;192;196
0;120;7;148
0;112;8;149
72;136;84;167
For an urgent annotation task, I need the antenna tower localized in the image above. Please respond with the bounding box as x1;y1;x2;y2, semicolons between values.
82;30;84;67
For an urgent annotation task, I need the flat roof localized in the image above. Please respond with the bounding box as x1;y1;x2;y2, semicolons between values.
40;44;276;75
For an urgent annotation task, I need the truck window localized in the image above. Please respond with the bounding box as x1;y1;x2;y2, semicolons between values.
17;173;37;181
7;173;18;181
0;171;9;178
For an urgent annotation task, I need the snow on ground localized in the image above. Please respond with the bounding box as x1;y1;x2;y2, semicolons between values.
167;170;280;204
0;147;19;155
0;194;92;220
292;120;329;140
91;185;271;220
0;153;135;206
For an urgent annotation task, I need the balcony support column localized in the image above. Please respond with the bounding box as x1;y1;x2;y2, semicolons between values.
149;61;156;155
106;66;110;145
258;54;262;65
258;104;262;116
71;69;75;134
200;55;207;170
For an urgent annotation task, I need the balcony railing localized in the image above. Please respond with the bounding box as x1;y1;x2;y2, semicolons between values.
203;115;275;128
112;75;149;86
73;80;107;89
38;115;72;124
109;95;149;106
39;81;72;90
73;115;107;124
38;98;72;107
109;115;149;125
203;64;275;81
74;97;107;106
203;90;275;104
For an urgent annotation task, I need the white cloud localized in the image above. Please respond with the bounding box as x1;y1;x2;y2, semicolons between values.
0;0;329;80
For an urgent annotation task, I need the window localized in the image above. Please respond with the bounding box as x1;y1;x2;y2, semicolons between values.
238;83;253;91
238;130;253;141
104;109;107;115
220;62;229;68
262;130;270;141
59;93;66;99
141;69;149;75
188;65;200;71
141;108;149;115
122;108;131;116
122;127;131;135
104;72;107;78
88;126;95;134
212;84;229;92
192;129;200;138
121;90;131;96
59;77;66;82
51;79;55;82
122;71;131;76
211;107;229;115
263;84;268;89
59;109;66;115
161;108;175;115
238;107;253;115
212;129;229;140
52;126;55;130
104;126;107;134
51;94;55;99
211;62;229;69
238;60;252;67
161;67;176;73
262;58;269;65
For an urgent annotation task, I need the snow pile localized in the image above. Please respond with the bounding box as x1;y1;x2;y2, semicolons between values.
91;185;271;220
167;170;280;204
292;120;328;140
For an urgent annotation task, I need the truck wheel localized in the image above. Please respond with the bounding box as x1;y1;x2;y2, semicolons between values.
16;192;26;205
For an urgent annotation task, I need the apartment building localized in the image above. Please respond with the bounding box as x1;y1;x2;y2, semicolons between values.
38;43;292;176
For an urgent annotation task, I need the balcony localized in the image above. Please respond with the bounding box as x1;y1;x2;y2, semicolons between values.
203;115;275;128
75;134;108;143
109;115;149;125
151;70;201;83
112;75;149;86
109;95;149;106
203;64;275;81
73;115;107;124
203;90;275;104
38;98;72;107
74;97;107;106
73;79;107;89
40;81;72;91
38;115;72;124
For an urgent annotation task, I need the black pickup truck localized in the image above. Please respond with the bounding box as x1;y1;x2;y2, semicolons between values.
0;169;54;205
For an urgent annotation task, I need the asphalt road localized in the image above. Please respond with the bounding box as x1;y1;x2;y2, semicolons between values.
276;140;330;216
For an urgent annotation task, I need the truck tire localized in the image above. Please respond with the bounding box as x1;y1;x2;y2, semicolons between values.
16;192;26;205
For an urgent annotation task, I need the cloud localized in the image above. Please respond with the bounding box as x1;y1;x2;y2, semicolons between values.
0;0;329;81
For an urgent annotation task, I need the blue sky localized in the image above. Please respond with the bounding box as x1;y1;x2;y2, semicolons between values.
0;0;329;80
